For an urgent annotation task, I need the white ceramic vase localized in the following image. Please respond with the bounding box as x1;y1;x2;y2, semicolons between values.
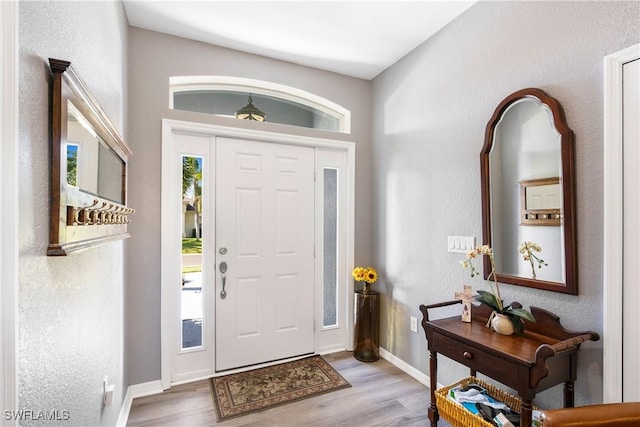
491;312;514;335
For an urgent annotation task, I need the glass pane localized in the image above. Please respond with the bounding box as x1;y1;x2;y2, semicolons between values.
173;90;341;132
323;168;338;327
97;142;125;204
181;156;204;349
66;143;78;186
67;100;125;204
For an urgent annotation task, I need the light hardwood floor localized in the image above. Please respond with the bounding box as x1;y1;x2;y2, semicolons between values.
126;351;446;426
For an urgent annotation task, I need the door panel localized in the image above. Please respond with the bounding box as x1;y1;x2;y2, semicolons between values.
215;137;315;371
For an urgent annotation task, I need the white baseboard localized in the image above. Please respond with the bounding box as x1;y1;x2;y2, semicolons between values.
116;380;163;427
115;387;132;427
129;379;164;398
379;347;433;388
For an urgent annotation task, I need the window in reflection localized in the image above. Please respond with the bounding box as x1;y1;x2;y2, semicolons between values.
66;143;78;186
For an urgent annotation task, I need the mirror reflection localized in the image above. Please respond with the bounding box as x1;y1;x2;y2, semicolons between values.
481;88;577;294
520;177;562;225
66;101;125;204
490;99;564;283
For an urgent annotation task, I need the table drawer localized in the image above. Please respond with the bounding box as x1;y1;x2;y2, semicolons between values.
433;332;518;381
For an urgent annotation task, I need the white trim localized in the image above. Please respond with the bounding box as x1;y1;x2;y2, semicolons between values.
603;43;640;403
379;348;431;388
116;380;164;427
129;380;165;398
318;345;348;355
1;2;19;425
161;119;356;390
162;119;355;152
160;121;174;390
115;387;132;427
315;151;351;354
169;76;351;133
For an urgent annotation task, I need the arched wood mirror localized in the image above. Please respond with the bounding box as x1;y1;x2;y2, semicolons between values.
481;88;577;294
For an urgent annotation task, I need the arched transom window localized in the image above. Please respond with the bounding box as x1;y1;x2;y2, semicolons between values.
169;76;351;133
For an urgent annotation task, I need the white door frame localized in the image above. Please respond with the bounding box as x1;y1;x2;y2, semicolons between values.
603;43;640;403
1;1;19;423
160;119;355;389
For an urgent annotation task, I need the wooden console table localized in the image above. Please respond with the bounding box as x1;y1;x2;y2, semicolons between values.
419;300;599;427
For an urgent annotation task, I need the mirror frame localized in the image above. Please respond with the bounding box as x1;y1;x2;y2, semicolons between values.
480;88;577;294
48;58;134;256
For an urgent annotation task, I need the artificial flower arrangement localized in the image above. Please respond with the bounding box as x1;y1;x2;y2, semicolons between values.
352;266;378;293
461;244;535;334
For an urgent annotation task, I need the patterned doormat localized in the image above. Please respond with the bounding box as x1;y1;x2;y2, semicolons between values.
210;355;351;421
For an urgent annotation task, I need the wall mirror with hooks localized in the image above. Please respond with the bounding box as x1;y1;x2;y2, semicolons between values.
48;58;134;256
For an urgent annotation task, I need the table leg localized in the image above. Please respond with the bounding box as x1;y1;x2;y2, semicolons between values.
520;398;533;427
428;350;438;427
564;381;575;407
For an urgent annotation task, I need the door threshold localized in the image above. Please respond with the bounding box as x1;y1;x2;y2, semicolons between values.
213;352;315;377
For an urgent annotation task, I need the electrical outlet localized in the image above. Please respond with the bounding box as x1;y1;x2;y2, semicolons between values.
103;375;115;406
410;316;418;333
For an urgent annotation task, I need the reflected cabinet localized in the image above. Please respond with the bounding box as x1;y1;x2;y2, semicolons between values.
47;58;134;255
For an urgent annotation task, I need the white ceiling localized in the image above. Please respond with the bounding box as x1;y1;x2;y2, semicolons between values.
123;1;476;80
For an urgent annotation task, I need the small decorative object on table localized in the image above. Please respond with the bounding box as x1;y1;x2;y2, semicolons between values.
353;266;379;362
461;245;535;335
454;285;473;323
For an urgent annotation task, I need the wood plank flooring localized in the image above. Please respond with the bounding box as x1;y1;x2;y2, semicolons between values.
127;351;449;426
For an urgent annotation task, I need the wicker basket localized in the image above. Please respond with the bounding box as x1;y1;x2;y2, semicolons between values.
435;376;539;427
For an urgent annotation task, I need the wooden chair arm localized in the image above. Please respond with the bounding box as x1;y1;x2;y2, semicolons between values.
542;402;640;426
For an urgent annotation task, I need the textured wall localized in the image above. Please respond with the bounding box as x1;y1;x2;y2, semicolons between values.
19;2;128;425
126;27;371;385
371;1;639;408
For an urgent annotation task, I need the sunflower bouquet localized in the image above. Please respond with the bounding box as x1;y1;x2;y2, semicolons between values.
352;266;378;294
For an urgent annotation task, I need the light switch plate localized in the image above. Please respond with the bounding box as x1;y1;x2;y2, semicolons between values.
447;236;475;253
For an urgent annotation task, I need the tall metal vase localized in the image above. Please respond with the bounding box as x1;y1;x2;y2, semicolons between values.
353;289;379;362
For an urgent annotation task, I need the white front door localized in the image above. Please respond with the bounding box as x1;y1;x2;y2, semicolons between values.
162;121;354;388
215;137;315;371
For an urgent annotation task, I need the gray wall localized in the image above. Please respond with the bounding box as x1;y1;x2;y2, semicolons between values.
372;0;639;408
126;27;372;385
19;1;128;426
